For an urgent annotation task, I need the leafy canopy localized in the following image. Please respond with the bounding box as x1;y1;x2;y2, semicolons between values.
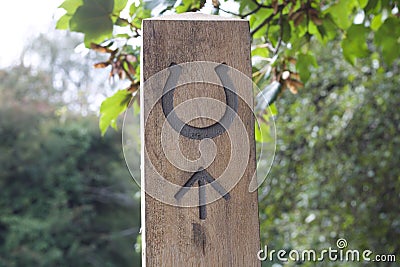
56;0;400;135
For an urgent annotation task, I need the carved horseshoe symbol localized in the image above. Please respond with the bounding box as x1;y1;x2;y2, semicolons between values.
161;63;238;140
161;62;237;220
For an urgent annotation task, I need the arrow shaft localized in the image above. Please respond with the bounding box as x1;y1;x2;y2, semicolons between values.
198;178;207;220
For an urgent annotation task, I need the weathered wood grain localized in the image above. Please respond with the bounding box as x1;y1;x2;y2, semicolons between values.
141;13;260;266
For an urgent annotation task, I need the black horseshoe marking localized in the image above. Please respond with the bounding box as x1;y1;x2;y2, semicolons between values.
161;63;235;220
161;63;238;140
174;169;231;220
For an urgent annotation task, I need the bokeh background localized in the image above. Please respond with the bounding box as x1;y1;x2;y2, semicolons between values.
0;0;399;266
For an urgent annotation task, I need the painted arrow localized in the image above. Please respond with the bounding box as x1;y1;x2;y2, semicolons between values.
174;169;231;220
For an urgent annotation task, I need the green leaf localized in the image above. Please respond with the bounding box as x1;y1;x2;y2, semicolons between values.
370;13;383;31
130;1;151;28
251;46;270;58
239;0;257;14
358;0;368;8
374;17;400;65
115;17;129;26
56;14;72;30
114;0;128;13
59;0;84;14
364;0;381;14
129;2;137;17
341;24;369;65
57;0;83;30
250;8;274;39
326;0;358;30
70;0;114;47
132;97;140;116
114;33;131;39
269;102;278;116
249;8;276;39
296;52;317;83
320;15;337;42
281;16;292;43
134;64;141;81
175;0;191;13
99;89;132;135
175;0;204;13
255;117;273;143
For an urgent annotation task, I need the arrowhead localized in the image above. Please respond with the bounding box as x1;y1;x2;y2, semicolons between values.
201;169;231;201
174;169;231;220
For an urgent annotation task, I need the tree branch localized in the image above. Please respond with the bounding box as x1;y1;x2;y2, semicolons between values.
274;9;284;55
218;3;264;18
250;5;285;36
251;0;272;8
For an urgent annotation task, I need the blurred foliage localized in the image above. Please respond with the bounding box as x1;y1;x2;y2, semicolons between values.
0;1;398;266
0;36;141;267
259;41;399;266
55;0;399;135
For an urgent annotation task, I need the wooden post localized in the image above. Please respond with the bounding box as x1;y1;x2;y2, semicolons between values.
141;13;260;266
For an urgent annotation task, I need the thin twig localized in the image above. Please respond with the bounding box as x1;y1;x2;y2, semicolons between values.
241;5;263;18
251;0;272;8
218;4;263;18
250;13;275;36
217;7;241;17
274;9;284;55
115;16;141;37
250;4;285;36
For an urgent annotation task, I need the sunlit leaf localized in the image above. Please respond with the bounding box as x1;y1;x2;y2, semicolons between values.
325;0;358;30
99;89;132;135
341;24;369;65
175;0;205;13
255;118;273;143
269;103;278;116
370;13;383;31
56;0;83;30
70;0;114;47
114;0;128;13
374;17;400;65
59;0;83;14
56;14;72;30
296;52;318;83
317;14;337;43
364;0;381;14
130;1;151;28
358;0;368;8
115;17;129;26
114;33;131;38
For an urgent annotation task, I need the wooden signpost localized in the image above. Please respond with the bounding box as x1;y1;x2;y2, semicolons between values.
141;13;260;266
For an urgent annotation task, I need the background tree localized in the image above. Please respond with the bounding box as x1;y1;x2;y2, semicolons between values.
258;41;399;266
0;34;142;267
1;1;397;266
53;0;399;265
